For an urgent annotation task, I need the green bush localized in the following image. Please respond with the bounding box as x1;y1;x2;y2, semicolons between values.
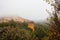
0;20;49;40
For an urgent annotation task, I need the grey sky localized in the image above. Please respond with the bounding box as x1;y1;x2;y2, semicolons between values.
0;0;52;21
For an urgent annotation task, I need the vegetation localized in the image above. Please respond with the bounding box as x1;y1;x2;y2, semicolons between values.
0;20;49;40
45;0;60;40
0;0;60;40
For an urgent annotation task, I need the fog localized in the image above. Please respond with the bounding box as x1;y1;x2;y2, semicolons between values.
0;0;52;21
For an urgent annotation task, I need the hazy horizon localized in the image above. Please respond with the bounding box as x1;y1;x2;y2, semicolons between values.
0;0;52;21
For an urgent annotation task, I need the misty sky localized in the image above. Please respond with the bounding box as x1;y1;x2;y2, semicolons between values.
0;0;52;21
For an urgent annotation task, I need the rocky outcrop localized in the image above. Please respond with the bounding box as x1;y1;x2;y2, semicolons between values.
0;16;32;23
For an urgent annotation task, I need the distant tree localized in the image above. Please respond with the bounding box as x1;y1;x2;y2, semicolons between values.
0;26;32;40
34;23;48;40
0;20;36;40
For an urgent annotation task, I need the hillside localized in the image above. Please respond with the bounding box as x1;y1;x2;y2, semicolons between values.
0;16;48;40
0;16;33;23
